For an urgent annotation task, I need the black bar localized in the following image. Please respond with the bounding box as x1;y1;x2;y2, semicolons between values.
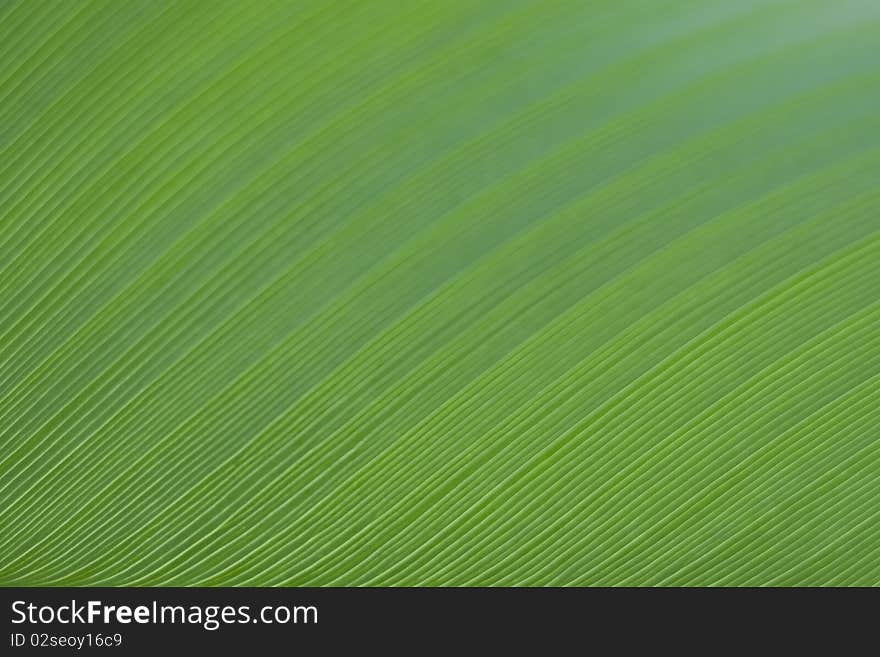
1;587;874;652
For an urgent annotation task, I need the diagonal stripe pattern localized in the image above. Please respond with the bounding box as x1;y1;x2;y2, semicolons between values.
0;0;878;586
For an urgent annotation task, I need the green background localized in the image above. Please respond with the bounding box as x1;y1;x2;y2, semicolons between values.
1;0;878;585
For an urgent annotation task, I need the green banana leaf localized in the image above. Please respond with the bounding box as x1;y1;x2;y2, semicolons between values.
1;0;878;586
